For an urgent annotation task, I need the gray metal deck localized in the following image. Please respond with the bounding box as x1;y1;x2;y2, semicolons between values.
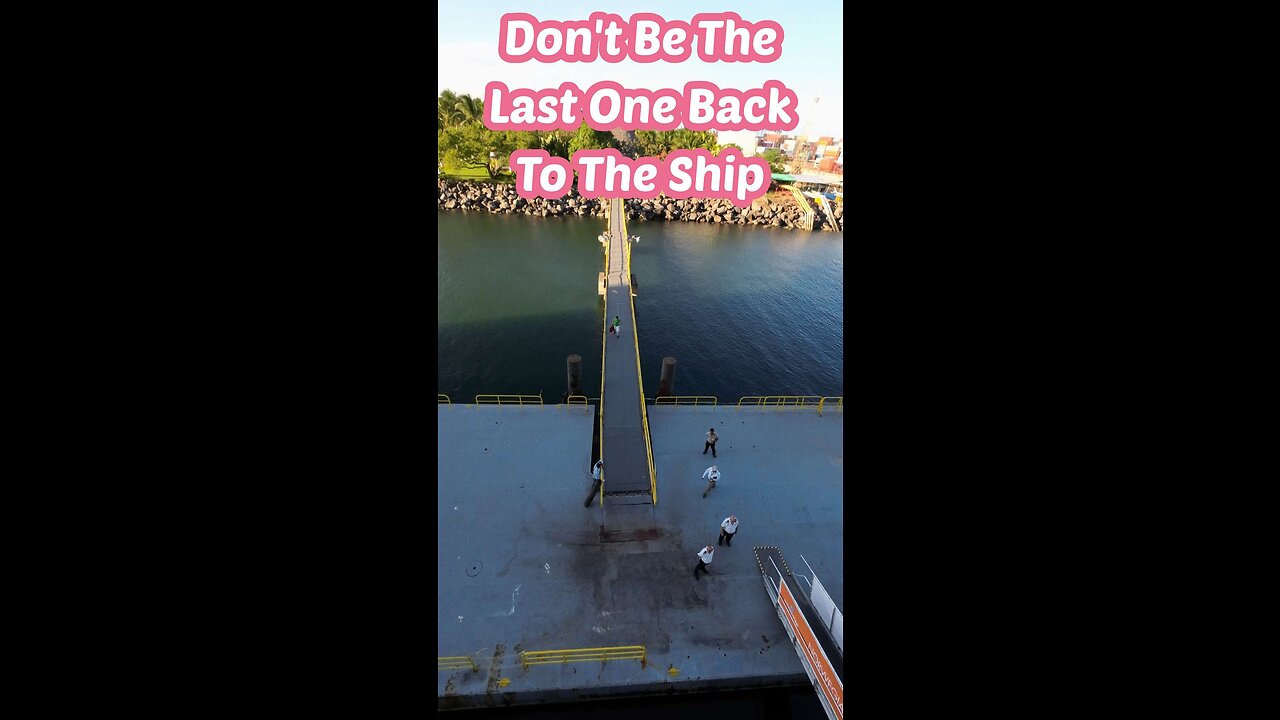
438;403;843;710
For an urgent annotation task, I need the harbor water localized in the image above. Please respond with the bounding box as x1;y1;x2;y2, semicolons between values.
437;211;844;402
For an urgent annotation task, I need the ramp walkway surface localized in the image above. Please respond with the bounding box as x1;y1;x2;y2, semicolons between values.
754;545;844;680
809;192;839;230
600;197;650;502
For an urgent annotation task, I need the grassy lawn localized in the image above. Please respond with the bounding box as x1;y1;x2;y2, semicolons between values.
439;165;516;183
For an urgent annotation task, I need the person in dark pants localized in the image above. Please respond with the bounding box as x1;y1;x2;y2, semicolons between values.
694;545;714;580
719;516;738;546
584;460;603;507
702;465;719;498
703;428;718;457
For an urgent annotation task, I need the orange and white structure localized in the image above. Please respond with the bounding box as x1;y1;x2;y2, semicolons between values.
754;546;844;720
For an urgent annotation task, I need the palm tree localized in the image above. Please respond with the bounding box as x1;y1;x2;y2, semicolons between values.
438;90;461;129
453;94;485;126
543;130;570;160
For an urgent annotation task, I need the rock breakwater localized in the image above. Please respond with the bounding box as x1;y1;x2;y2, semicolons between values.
437;180;843;232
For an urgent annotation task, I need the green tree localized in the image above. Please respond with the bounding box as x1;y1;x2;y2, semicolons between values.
453;94;485;126
719;143;743;154
670;129;719;152
568;122;618;155
438;90;461;129
511;131;543;150
543;130;571;160
634;130;673;158
506;130;572;160
439;124;516;179
760;148;787;173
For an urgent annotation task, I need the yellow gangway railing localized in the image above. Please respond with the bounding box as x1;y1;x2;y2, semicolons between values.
438;656;478;672
475;394;543;406
519;645;647;670
438;394;452;404
623;207;659;506
654;396;719;406
785;185;815;230
813;192;838;230
623;203;633;280
737;396;824;409
566;395;588;406
818;396;843;415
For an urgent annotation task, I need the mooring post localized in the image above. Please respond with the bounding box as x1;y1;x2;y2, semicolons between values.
657;356;676;397
567;354;582;398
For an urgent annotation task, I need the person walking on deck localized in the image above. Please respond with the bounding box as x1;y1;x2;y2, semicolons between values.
703;428;718;457
694;545;714;579
584;460;603;507
719;516;738;546
612;316;621;337
702;465;720;498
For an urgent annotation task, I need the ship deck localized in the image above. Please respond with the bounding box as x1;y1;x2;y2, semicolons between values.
437;403;843;709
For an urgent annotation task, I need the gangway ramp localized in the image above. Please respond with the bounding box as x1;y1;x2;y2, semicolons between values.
784;185;815;230
599;197;655;508
755;545;844;720
809;192;839;231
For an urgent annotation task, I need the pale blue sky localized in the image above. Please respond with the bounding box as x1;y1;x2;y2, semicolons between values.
438;0;843;139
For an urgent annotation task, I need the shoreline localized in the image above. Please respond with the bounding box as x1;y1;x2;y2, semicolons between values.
437;180;843;232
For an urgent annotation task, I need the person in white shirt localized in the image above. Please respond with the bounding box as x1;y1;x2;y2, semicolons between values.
704;428;719;458
719;515;739;546
584;460;604;508
694;545;715;579
702;465;720;498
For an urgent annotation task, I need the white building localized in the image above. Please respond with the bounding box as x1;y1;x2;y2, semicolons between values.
715;130;760;156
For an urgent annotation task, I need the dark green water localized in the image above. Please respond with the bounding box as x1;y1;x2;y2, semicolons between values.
437;211;843;403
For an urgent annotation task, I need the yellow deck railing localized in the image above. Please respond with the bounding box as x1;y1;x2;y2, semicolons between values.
622;208;659;506
438;656;478;672
475;394;543;405
566;395;588;405
654;396;719;406
438;394;451;404
737;396;824;409
818;396;843;415
519;645;647;670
